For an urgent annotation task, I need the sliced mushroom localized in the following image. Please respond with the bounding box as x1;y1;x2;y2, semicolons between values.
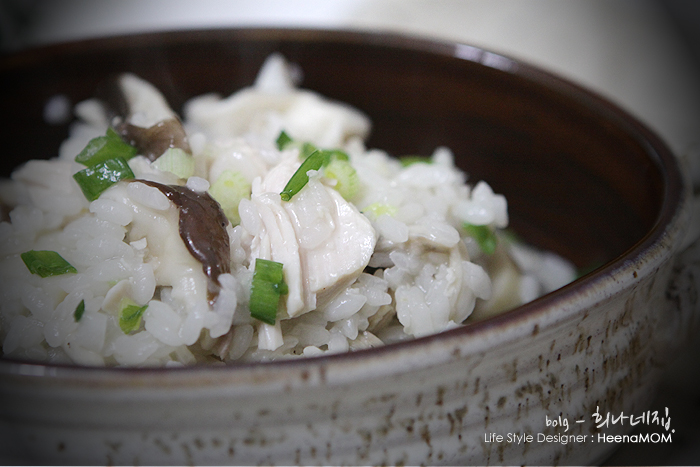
137;180;230;301
98;73;191;161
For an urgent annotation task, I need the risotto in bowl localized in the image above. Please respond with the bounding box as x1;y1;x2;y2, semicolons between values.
0;53;575;366
0;29;694;465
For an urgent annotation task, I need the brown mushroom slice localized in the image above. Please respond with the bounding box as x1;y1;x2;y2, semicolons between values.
117;118;191;162
99;73;192;161
137;180;230;301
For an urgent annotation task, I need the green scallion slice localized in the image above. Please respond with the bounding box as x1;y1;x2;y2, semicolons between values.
21;250;77;277
275;130;314;159
400;155;432;167
118;298;148;334
362;202;397;219
276;130;293;150
73;156;135;201
280;150;325;201
323;158;359;200
463;223;497;255
208;170;251;225
276;131;355;201
74;299;86;322
321;149;349;163
300;142;320;160
75;128;138;166
250;258;287;325
152;147;195;179
277;131;344;162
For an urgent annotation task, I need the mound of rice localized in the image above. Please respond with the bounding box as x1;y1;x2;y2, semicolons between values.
0;54;576;366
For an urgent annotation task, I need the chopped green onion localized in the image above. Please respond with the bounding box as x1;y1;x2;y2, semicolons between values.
275;131;349;163
280;150;325;201
276;130;293;150
75;128;138;166
73;156;135;201
400;155;432;167
301;142;321;160
321;149;349;163
289;142;318;160
275;130;315;159
152;147;195;179
118;298;148;334
74;299;85;322
250;258;287;325
323;158;359;200
463;223;497;255
208;170;251;225
362;202;397;219
21;250;77;277
277;131;355;201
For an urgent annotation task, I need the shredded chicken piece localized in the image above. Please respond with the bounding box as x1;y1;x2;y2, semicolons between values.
247;153;377;319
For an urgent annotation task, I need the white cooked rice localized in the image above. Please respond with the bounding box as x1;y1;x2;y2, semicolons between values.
0;54;576;366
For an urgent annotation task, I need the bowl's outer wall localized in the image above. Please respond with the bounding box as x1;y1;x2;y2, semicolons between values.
0;29;689;465
1;28;665;268
0;255;683;465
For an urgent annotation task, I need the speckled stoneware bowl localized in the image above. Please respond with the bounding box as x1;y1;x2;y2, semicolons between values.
0;29;697;465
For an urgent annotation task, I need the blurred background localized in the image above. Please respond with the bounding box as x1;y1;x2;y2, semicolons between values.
1;0;699;161
1;0;699;464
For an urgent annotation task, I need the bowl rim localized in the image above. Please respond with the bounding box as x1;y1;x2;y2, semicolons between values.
0;27;690;384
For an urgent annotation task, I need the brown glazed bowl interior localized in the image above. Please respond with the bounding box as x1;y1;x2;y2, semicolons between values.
0;28;674;274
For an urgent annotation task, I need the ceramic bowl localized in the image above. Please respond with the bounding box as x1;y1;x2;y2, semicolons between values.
0;29;696;465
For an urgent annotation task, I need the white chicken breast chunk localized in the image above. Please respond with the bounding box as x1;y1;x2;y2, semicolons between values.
248;154;376;318
207;139;270;185
183;55;370;149
287;181;376;310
